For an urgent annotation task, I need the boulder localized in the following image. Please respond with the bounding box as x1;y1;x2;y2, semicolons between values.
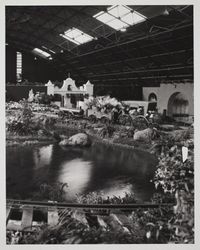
133;128;158;142
59;133;91;147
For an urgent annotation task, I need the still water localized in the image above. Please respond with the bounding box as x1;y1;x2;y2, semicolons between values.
6;142;158;202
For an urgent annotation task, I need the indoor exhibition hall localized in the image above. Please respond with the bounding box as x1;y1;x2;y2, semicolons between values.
5;5;194;244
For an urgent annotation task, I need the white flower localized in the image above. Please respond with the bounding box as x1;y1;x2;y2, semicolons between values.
146;231;151;239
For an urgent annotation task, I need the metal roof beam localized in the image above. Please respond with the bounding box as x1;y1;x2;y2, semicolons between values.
61;22;192;60
73;48;193;70
87;65;193;78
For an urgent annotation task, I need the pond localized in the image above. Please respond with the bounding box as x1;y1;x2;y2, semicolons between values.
6;142;158;202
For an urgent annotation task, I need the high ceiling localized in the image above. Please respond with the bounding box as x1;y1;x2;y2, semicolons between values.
6;5;193;85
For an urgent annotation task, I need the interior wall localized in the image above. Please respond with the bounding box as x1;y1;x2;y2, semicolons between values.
143;82;193;121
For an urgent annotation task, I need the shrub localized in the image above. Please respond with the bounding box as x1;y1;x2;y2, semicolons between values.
153;143;194;243
39;182;68;202
6;101;34;135
76;191;137;204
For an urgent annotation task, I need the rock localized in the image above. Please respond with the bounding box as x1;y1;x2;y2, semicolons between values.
59;138;69;146
133;128;158;142
59;133;91;147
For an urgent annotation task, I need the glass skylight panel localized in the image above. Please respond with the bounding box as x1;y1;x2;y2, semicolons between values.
108;5;130;18
95;12;114;23
42;46;56;54
107;5;118;17
93;5;146;31
33;48;51;58
42;45;48;50
121;12;134;25
75;34;93;44
60;34;80;45
108;18;126;30
132;11;146;24
65;28;82;38
49;49;56;54
60;28;94;45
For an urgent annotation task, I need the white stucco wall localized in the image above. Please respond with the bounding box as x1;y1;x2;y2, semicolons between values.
143;83;194;117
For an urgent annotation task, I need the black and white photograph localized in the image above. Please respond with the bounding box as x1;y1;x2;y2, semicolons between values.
3;0;196;245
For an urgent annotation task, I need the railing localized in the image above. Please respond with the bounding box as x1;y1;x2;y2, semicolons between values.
6;199;175;232
7;199;174;210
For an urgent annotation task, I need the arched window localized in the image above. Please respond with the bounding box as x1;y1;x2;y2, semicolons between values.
167;92;189;118
148;93;157;102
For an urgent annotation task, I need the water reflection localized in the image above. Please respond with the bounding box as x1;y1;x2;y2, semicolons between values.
6;142;158;202
100;181;133;199
58;158;92;200
33;145;53;169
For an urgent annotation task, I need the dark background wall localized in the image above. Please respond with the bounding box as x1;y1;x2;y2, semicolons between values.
6;46;143;101
6;46;16;83
6;46;61;84
22;53;61;83
6;86;47;101
94;85;142;100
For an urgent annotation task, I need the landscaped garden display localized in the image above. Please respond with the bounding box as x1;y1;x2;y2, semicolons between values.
6;97;194;244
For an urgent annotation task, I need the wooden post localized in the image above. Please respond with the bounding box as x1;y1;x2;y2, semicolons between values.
48;208;59;226
21;207;33;231
6;207;12;225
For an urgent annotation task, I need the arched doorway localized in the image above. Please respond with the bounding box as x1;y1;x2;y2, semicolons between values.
167;92;189;121
148;93;157;111
148;93;157;102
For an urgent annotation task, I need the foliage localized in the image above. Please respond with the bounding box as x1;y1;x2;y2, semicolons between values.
39;182;68;202
7;227;46;244
35;115;57;131
6;101;34;135
76;191;137;204
85;95;122;110
98;125;115;138
153;140;194;243
7;205;173;244
6;101;23;110
19;216;144;244
132;115;149;130
35;93;54;105
6;101;58;136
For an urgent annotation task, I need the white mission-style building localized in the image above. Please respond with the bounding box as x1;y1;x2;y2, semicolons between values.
45;76;94;109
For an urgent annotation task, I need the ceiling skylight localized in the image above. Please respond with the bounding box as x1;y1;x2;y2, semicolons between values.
42;46;56;54
93;5;146;31
60;28;94;45
33;48;51;58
